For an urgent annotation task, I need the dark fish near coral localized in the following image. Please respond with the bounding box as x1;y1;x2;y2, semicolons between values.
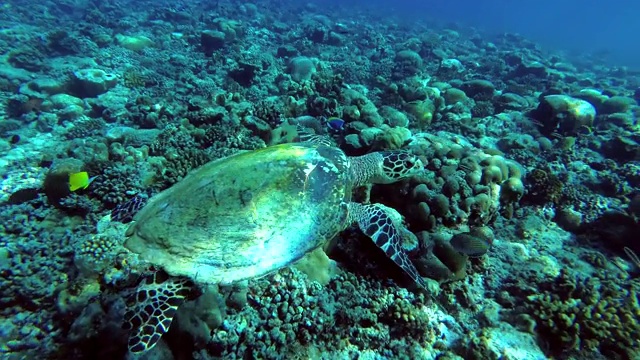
449;233;492;257
8;188;40;205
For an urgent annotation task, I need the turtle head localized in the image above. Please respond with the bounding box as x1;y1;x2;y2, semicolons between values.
375;151;424;184
350;151;424;186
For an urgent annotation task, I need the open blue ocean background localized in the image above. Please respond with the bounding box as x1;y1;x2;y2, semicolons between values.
322;0;639;69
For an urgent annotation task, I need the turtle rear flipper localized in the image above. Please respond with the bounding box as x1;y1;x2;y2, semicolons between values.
123;270;197;353
349;203;429;289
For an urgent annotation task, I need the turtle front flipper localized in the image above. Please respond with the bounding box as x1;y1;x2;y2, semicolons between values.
123;270;197;354
348;202;429;289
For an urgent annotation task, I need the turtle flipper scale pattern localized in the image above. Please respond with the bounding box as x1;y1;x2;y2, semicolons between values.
123;270;196;353
349;203;429;289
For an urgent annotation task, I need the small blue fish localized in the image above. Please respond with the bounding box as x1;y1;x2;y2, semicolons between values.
325;117;345;131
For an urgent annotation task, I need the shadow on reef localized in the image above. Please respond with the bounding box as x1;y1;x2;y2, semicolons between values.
328;228;420;291
577;210;640;273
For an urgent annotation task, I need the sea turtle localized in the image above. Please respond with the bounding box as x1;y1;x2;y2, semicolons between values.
122;140;429;354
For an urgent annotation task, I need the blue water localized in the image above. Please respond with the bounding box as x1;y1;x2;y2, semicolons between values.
321;0;639;69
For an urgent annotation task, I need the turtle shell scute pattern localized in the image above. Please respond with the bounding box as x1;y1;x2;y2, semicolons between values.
124;143;354;285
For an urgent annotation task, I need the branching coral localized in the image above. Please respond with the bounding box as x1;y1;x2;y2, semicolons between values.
524;168;563;205
526;269;640;358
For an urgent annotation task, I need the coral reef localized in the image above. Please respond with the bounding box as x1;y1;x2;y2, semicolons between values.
0;0;638;359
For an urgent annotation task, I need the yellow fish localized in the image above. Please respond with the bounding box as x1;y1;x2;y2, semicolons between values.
68;171;97;191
